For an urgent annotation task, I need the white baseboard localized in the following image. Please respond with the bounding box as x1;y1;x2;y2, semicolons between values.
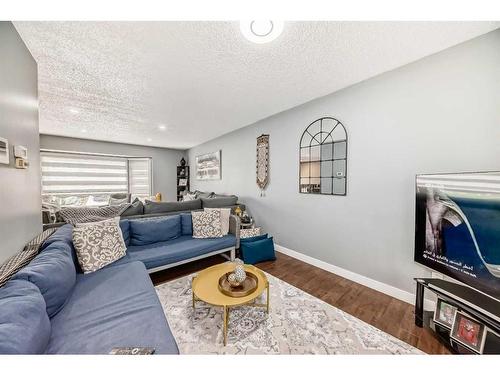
275;244;435;311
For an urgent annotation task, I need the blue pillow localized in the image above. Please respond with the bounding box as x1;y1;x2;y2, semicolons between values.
240;237;276;265
180;213;193;235
119;219;130;246
129;215;182;246
240;233;268;243
0;279;51;354
14;242;76;318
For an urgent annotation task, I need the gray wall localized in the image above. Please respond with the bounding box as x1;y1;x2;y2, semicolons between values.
0;22;41;262
188;29;500;294
40;135;186;201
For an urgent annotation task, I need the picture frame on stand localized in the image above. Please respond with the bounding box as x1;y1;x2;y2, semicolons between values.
450;311;486;353
433;298;457;329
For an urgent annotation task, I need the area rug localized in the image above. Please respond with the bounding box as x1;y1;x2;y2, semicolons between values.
155;271;423;354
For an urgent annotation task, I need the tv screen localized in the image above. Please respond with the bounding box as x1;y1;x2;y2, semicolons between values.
415;171;500;300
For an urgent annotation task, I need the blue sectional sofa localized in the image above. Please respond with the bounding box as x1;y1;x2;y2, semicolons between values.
0;212;239;354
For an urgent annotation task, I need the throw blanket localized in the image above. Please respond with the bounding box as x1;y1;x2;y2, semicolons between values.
59;204;130;225
0;228;58;287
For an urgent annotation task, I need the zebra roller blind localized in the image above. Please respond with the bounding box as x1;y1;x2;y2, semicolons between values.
41;151;152;198
128;158;152;199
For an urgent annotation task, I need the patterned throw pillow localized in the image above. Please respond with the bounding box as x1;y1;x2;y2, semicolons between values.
204;208;231;235
240;227;261;239
192;210;223;239
72;217;126;273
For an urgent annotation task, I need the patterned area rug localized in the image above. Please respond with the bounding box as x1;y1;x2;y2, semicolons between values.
155;272;422;354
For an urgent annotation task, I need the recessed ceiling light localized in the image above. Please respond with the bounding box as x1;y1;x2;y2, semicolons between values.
240;20;284;44
69;108;79;114
147;138;152;142
81;129;87;133
158;124;167;131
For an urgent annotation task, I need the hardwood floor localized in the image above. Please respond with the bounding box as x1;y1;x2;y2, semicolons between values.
150;252;450;354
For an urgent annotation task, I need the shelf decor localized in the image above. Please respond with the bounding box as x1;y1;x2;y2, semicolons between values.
177;161;190;201
256;134;269;196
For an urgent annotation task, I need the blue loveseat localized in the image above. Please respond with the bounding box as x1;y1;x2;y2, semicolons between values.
0;212;239;354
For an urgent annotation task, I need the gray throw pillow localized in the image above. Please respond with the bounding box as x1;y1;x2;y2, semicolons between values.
72;217;126;273
121;198;144;217
144;199;202;214
182;192;198;201
201;195;238;208
194;190;215;199
192;210;223;239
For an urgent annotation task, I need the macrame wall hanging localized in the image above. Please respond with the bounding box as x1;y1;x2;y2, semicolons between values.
256;134;269;197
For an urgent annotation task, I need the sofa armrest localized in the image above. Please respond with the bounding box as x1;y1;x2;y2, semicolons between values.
229;214;240;249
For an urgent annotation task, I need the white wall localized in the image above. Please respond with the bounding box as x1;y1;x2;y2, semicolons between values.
188;29;500;296
40;135;186;202
0;22;41;262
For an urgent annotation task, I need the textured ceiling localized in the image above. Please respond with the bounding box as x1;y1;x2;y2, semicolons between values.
14;21;499;150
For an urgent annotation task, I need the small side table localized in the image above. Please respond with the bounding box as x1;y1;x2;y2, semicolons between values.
240;218;254;229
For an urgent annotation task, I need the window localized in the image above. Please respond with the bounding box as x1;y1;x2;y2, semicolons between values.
299;117;347;195
128;158;152;200
40;151;152;207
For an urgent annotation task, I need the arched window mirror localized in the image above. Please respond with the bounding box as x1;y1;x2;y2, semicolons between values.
299;117;347;195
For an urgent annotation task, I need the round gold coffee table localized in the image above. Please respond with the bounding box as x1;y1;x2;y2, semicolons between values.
191;263;269;346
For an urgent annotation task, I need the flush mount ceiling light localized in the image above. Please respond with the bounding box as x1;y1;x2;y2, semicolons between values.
240;20;284;44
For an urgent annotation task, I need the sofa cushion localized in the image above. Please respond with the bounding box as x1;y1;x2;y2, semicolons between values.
129;215;182;246
180;213;193;235
240;237;276;265
128;235;236;269
45;261;178;354
144;199;202;214
40;224;74;251
120;198;144;217
201;195;238;208
73;217;127;274
192;210;223;239
119;219;130;245
39;224;82;272
14;242;76;318
0;279;51;354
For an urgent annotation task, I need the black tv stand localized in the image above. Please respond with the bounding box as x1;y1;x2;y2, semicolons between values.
414;278;500;354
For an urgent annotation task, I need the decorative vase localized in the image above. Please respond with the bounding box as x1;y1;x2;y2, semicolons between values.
180;157;186;166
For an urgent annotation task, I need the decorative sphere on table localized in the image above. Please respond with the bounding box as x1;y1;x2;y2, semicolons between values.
234;265;246;283
227;273;240;287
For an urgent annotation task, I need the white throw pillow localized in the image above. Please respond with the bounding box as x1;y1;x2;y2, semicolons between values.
204;208;230;235
192;210;223;239
72;217;126;273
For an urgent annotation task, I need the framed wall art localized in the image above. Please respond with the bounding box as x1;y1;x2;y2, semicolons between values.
0;137;9;165
196;150;221;180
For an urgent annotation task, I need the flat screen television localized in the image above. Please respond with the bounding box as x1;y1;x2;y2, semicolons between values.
415;171;500;301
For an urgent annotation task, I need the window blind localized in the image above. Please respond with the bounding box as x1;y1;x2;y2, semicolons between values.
128;158;152;199
41;152;129;196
